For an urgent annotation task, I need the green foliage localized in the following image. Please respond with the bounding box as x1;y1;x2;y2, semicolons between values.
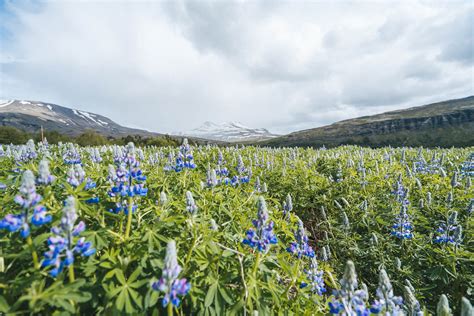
0;143;472;314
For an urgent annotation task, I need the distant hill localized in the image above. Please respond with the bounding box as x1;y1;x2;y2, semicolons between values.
180;121;279;142
0;99;166;138
260;96;474;148
0;99;220;144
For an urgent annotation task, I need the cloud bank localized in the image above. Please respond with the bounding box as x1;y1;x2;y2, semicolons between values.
0;0;473;134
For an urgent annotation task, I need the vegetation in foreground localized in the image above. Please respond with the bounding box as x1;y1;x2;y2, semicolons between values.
0;139;472;315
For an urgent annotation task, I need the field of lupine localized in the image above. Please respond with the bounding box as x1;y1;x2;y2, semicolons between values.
0;139;472;315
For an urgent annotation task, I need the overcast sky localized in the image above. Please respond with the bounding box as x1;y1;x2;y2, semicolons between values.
0;0;473;134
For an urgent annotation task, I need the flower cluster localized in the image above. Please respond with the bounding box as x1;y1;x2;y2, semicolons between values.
166;139;196;172
242;197;277;253
185;191;198;214
151;240;191;307
434;211;462;245
460;152;474;177
42;196;95;276
328;260;369;315
108;143;148;214
370;269;405;314
283;194;293;217
90;148;103;163
392;178;409;206
287;219;315;258
67;165;96;190
63;143;81;165
300;257;326;296
37;159;55;185
391;205;414;239
0;170;51;238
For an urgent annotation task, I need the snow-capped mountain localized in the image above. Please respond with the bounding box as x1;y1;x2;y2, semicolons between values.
0;99;161;137
181;121;279;142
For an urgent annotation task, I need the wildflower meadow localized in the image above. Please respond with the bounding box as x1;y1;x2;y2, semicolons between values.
0;139;472;315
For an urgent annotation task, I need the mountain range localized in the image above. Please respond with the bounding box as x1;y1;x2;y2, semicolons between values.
260;96;474;147
1;96;473;147
179;121;279;142
0;99;163;138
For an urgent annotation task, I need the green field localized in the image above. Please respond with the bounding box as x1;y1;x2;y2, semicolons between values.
0;140;472;315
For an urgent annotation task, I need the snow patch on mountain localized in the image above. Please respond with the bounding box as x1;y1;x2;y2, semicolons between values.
180;121;279;142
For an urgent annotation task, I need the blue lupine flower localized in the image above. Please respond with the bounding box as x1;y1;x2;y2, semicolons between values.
108;143;148;214
287;219;315;258
392;178;409;206
460;152;474;177
434;211;462;245
42;196;95;277
63;143;81;165
242;197;277;253
0;170;51;238
37;159;55;185
167;139;196;172
403;282;423;316
369;269;405;314
328;260;369;315
85;197;100;204
185;191;198;214
391;205;413;240
300;257;325;296
206;168;218;187
151;241;191;308
283;194;293;217
90;148;103;163
67;165;96;190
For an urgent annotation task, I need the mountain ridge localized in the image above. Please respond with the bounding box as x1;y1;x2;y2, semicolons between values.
179;121;279;142
259;96;474;147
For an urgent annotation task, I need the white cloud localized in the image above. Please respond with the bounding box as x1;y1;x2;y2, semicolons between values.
0;0;472;134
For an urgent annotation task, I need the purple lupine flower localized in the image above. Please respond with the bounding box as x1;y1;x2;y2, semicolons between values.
63;143;81;165
300;257;326;296
37;159;55;185
391;205;413;240
369;269;405;314
108;143;147;215
185;191;198;214
328;260;369;315
67;165;96;190
0;170;51;238
283;194;293;217
287;219;315;258
434;211;462;245
392;178;409;206
151;241;191;307
168;139;196;172
42;196;95;277
242;197;278;253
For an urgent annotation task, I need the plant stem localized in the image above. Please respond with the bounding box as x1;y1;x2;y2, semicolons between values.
283;260;300;298
252;252;261;278
124;196;133;239
68;264;75;283
26;236;39;269
167;302;173;316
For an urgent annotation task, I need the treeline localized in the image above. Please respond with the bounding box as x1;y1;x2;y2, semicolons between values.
0;126;180;147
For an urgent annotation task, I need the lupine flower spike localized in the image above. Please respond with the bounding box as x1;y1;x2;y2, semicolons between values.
328;260;369;315
242;197;277;253
287;219;315;258
42;196;95;279
300;257;326;296
151;240;191;311
370;269;405;314
0;170;52;268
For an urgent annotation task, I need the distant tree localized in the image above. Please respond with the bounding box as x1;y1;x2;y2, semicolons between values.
0;126;31;144
75;130;108;146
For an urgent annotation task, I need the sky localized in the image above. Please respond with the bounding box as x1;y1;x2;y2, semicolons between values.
0;0;473;134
